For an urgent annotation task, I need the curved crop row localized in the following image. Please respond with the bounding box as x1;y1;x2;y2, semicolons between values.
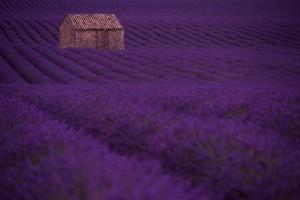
0;44;55;84
0;93;204;200
32;46;104;83
72;49;142;82
51;48;115;83
15;20;45;43
0;20;22;43
24;20;56;44
1;19;300;49
89;51;161;81
6;20;35;44
40;21;59;40
14;45;81;84
0;54;26;84
35;21;58;43
2;83;299;200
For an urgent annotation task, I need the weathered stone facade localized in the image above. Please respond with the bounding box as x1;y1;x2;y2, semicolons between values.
60;17;76;48
60;14;124;50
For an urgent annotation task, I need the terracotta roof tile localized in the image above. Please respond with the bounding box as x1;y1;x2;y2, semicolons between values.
66;14;123;30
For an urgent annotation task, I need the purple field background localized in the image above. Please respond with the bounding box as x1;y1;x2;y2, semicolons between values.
0;0;300;200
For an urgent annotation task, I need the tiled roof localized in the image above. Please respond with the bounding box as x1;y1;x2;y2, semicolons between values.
66;14;123;30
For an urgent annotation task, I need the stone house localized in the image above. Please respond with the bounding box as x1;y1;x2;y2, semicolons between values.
60;14;124;50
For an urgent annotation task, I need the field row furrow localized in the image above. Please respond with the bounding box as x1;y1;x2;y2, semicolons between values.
52;48;124;82
1;19;300;49
34;46;104;83
0;54;27;84
0;45;54;83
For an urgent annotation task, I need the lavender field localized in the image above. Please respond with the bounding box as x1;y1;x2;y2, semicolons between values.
1;0;300;199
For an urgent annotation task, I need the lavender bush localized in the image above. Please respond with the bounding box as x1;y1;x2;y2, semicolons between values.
1;82;300;199
0;93;206;200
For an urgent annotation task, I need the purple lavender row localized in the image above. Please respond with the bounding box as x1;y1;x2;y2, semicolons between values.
1;82;299;199
0;93;206;200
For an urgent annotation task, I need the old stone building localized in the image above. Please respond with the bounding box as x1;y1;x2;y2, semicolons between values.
60;14;124;50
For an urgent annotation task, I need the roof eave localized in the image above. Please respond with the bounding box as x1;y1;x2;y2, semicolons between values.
74;28;124;31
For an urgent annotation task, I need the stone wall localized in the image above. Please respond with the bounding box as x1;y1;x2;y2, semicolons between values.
107;30;124;51
60;20;124;50
75;30;97;48
60;17;76;48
